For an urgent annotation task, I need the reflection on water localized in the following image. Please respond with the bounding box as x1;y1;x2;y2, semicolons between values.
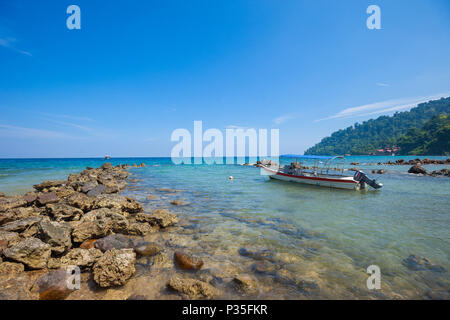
1;156;449;299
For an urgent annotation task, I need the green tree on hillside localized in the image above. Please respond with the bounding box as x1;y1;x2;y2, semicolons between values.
305;97;450;155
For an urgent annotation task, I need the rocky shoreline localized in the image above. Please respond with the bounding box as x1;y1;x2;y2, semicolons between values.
0;163;222;300
1;162;448;300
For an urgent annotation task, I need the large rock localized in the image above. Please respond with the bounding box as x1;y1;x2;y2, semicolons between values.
408;165;428;175
66;192;94;212
167;275;218;299
86;184;108;197
96;178;125;193
36;192;59;206
46;203;83;221
136;209;177;228
0;230;21;246
37;220;72;254
54;186;76;199
23;192;37;205
0;261;25;274
0;207;40;226
33;180;67;191
0;216;42;233
174;251;204;270
3;238;51;269
0;196;27;212
126;222;156;236
92;248;136;287
93;194;143;214
80;181;98;194
60;248;103;269
94;234;134;252
71;208;129;243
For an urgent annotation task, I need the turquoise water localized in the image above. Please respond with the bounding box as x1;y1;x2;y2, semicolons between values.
1;156;449;299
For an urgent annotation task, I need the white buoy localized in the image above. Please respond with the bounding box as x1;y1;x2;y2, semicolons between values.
229;176;234;180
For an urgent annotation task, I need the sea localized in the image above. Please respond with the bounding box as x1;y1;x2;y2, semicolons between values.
0;155;449;299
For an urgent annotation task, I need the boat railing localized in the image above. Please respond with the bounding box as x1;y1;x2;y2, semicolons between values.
289;156;347;177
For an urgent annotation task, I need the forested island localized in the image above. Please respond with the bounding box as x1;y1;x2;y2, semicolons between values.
305;97;450;156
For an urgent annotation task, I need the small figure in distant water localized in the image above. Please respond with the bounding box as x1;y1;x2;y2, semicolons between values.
229;176;234;180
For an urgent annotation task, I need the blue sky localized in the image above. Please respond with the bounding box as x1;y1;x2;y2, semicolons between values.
1;0;450;158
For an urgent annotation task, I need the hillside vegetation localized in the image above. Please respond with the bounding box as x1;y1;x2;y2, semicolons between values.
305;97;450;155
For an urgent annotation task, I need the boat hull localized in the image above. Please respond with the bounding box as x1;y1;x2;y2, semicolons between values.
262;166;359;190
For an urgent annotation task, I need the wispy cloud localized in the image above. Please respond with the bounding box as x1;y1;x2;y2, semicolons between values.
43;119;93;132
376;82;390;87
0;124;76;139
225;125;249;130
39;113;94;122
315;92;450;122
273;114;294;125
0;37;31;56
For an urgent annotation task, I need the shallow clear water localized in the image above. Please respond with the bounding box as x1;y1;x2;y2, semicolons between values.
1;156;449;299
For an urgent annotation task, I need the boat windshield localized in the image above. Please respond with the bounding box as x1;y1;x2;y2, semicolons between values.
283;156;347;176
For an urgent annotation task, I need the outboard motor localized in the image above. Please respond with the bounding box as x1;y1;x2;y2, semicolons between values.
354;170;383;189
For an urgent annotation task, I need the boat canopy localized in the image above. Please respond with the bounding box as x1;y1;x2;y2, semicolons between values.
281;154;333;160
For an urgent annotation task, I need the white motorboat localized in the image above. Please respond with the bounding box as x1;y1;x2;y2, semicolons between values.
260;155;383;190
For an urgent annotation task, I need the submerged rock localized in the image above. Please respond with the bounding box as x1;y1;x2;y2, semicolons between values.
174;251;204;270
251;261;280;275
408;165;428;175
134;242;161;257
167;275;218;299
232;275;258;295
147;252;173;269
94;234;134;252
431;169;450;177
402;254;446;273
170;200;188;206
238;247;275;261
93;248;136;287
0;264;41;300
3;238;51;269
136;209;178;228
33;268;75;300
